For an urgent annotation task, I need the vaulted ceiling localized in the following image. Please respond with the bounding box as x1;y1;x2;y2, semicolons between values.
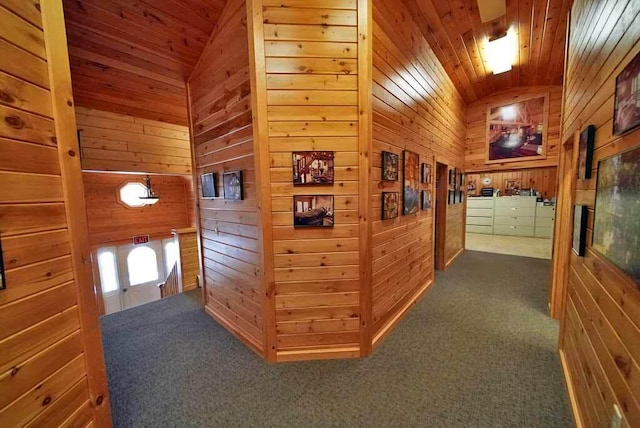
403;0;572;103
63;0;226;125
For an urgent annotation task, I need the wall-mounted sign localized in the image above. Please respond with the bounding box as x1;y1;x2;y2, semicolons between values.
133;235;150;245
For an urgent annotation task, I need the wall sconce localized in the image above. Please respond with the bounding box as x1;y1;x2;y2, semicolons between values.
486;30;516;74
138;175;160;205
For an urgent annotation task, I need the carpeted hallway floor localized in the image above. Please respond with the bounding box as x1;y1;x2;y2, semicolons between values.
100;250;574;427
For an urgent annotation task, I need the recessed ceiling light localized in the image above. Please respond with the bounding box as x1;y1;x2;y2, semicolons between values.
486;30;516;74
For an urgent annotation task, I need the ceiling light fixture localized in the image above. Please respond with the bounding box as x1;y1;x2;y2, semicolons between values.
486;30;516;75
139;175;160;205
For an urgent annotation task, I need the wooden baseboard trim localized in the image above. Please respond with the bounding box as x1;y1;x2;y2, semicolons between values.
559;349;584;428
204;305;264;358
276;346;360;362
372;278;433;351
445;247;464;268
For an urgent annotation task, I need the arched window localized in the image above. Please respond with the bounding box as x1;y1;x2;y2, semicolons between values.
164;241;178;273
127;246;159;285
98;250;118;293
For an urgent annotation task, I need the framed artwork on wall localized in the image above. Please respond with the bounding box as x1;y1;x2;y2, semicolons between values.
504;179;521;196
421;190;432;210
458;190;464;204
382;151;399;181
403;150;420;215
467;178;477;196
485;94;549;164
0;233;5;290
421;163;432;184
200;172;216;198
292;151;334;185
448;168;455;186
293;195;334;227
572;205;588;256
613;51;640;136
223;171;243;200
459;172;464;188
577;125;595;180
592;146;640;284
448;189;456;205
382;192;399;219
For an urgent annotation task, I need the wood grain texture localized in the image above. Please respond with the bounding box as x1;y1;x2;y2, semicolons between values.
554;0;640;426
466;166;558;199
371;0;466;342
173;228;199;291
77;106;192;175
465;86;563;172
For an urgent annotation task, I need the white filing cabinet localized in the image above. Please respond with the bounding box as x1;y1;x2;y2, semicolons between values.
493;196;537;237
535;205;555;238
466;197;494;234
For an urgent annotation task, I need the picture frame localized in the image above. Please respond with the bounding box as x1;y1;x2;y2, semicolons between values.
485;93;549;164
592;147;640;284
293;195;334;227
453;168;459;189
382;151;399;181
223;171;243;200
504;179;521;196
0;233;5;291
467;178;477;196
421;190;432;210
448;168;455;186
403;150;420;215
613;51;640;136
458;190;464;204
577;125;595;180
292;151;334;185
200;172;216;198
382;192;399;219
459;172;464;188
572;205;588;257
421;163;432;184
448;189;456;205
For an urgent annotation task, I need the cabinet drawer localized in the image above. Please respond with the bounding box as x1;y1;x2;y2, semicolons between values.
536;206;556;218
535;227;553;238
467;208;493;217
494;207;535;217
535;217;555;228
494;225;535;237
467;198;494;209
467;225;493;234
494;197;537;208
494;216;536;227
466;216;493;226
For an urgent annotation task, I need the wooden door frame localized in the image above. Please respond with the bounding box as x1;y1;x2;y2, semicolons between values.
434;162;449;270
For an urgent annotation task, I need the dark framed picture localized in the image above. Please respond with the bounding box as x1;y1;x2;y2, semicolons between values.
223;171;243;200
448;189;456;205
0;232;5;290
421;163;432;184
577;125;595;180
421;190;432;210
403;150;419;215
382;192;399;219
458;190;464;204
593;147;639;283
293;195;334;227
504;179;521;196
453;168;459;189
613;51;640;136
382;151;399;181
448;168;454;186
572;205;588;256
459;172;464;188
292;151;334;185
200;172;216;198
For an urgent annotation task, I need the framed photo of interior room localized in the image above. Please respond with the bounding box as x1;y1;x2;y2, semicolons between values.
485;93;550;164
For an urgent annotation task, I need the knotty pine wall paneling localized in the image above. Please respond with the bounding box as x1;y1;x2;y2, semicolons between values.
0;0;109;425
77;106;192;175
371;0;467;345
465;86;563;172
188;0;265;354
466;167;558;199
554;0;640;426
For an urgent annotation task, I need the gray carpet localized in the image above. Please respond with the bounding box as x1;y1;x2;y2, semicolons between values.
100;250;573;427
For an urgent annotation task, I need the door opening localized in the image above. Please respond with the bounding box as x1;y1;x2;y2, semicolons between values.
434;162;449;270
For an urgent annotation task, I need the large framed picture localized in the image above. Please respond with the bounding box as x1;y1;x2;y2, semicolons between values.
223;171;243;200
382;192;399;219
293;195;334;227
593;147;640;284
613;51;640;136
486;94;549;164
577;125;595;180
403;150;419;215
572;205;588;256
292;151;334;185
200;172;216;198
382;151;399;181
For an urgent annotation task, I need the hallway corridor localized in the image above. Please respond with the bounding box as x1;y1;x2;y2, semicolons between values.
100;251;573;427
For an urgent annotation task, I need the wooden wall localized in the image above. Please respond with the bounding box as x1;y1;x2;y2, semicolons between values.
466;166;558;199
173;229;199;292
371;0;467;342
77;106;192;175
188;0;264;354
555;0;640;426
83;172;193;246
0;0;109;424
465;86;563;172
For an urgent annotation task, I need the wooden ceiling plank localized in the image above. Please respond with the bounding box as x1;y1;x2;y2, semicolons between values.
506;0;521;88
526;0;549;86
460;0;499;96
518;0;533;86
533;0;566;85
545;0;571;85
0;0;42;29
136;0;223;34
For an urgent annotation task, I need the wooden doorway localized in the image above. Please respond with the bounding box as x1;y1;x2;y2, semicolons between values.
434;162;449;270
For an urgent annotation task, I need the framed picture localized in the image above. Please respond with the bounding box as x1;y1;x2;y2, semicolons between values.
200;172;216;198
293;195;334;227
486;94;549;164
448;168;455;186
403;150;419;215
0;232;5;290
382;192;399;219
458;190;464;204
382;151;399;181
223;171;243;200
421;190;432;210
467;179;477;196
292;151;334;185
504;179;521;196
453;168;459;189
448;189;456;205
572;205;588;256
613;51;640;135
577;125;595;180
593;147;640;284
459;172;464;188
421;163;432;184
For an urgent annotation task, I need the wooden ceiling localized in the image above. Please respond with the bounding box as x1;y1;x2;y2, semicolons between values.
403;0;572;103
63;0;226;125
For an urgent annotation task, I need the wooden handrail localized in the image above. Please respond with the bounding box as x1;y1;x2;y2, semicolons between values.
159;262;179;298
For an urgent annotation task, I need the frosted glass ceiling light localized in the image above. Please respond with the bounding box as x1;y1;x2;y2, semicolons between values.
486;30;515;74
